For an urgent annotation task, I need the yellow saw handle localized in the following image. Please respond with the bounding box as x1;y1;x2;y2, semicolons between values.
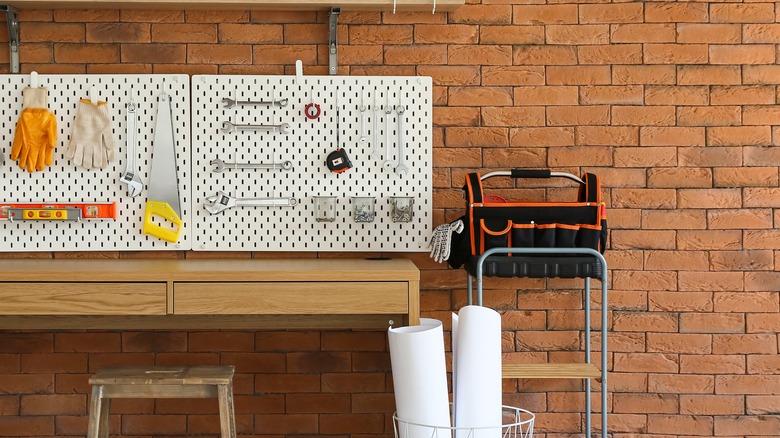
143;201;182;243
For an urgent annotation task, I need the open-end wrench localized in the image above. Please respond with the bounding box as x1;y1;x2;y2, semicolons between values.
119;102;144;197
204;191;298;214
359;94;368;145
395;105;408;176
382;103;395;171
371;93;381;159
222;98;288;109
221;121;290;134
211;159;293;172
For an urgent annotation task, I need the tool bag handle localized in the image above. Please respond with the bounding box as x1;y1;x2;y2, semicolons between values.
466;171;601;204
481;169;585;185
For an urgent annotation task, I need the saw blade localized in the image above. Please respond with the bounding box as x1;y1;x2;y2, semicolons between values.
147;92;181;217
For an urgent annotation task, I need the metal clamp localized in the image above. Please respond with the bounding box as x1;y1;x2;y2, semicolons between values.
328;7;340;75
1;5;19;74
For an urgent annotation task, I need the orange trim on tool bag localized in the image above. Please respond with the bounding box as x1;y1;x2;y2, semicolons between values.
480;219;513;235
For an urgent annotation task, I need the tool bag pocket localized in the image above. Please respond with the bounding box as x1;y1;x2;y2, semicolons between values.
465;170;607;257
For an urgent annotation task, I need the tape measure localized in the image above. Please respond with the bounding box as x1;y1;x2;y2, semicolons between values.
326;148;352;173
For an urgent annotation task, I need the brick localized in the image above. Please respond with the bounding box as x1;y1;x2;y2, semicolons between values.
747;396;780;414
482;66;545;86
612;106;675;126
716;416;780;436
748;314;780;333
613;352;678;373
708;126;772;147
613;311;677;332
745;230;780;249
21;394;85;415
589;167;646;187
678;188;741;209
709;209;773;231
382;12;444;24
516;331;579;351
546;105;609;126
680;147;742;168
744;105;780;125
677;230;742;250
549;146;612;166
745;188;780;208
350;25;412;44
253;414;317;434
648;333;712;354
680;354;745;374
745;24;780;44
745;146;780;165
449;5;512;24
448;45;511;65
712;4;775;24
613;65;676;85
384;45;446;65
712;44;775;65
280;23;326;44
640;127;705;147
547;66;610;85
121;9;183;22
610;372;648;392
255;373;320;393
85;23;151;43
414;24;476;44
644;43;708;64
676;23;741;43
479;26;544;45
515;86;577;105
613;394;678;414
678;106;741;126
352;393;395;413
446;127;509;146
715;291;779;312
419;65;480;86
189;44;252;64
647;292;712;312
0;417;54;437
579;3;643;24
711;85;775;105
648;415;713;436
612;188;676;209
433;148;482;167
613;269;678;288
321;413;385;434
0;334;52;354
55;333;120;353
748;355;780;374
746;271;780;291
216;24;282;44
513;45;576;65
645;3;709;23
88;63;152;74
716;375;780;395
21;22;85;42
54;10;119;22
645;250;709;271
681;313;745;334
714;334;777;354
482;106;544;127
122;43;185;63
611;23;675;43
0;373;53;394
513;5;577;25
614;147;676;168
451;87;514;107
642;209;707;229
580;44;642;65
510;127;574;146
678;65;742;86
744;65;780;84
185;10;249;22
503;310;546;330
188;332;253;352
55;43;119;63
647;168;711;189
433;106;479;126
645;86;708;106
546;24;608;45
715;168;778;188
576;126;638;146
21;353;87;373
711;250;774;271
649;374;714;394
483;148;546;168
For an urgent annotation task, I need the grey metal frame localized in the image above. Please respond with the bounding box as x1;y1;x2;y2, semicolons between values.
467;247;608;438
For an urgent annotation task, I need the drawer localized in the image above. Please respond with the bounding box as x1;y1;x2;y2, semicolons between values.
173;282;408;315
0;283;167;315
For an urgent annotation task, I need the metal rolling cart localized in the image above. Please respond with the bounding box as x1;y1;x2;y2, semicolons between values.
461;169;609;438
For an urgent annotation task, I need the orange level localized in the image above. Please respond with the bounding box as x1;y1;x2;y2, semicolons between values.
0;202;117;221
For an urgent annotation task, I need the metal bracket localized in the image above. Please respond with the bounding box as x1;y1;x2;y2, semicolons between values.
0;5;18;74
328;7;340;76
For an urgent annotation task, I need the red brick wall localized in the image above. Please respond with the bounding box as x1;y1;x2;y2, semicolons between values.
0;3;779;437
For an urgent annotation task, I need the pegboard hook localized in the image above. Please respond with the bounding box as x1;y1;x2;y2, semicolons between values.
89;84;98;105
295;59;303;85
29;71;38;88
432;0;436;14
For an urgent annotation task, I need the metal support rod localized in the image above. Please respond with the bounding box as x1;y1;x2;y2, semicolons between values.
1;5;19;74
328;7;340;76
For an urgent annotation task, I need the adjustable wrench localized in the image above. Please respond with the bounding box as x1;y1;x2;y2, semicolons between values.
211;159;293;172
119;102;144;197
204;191;298;214
394;105;408;175
222;98;288;109
221;121;290;134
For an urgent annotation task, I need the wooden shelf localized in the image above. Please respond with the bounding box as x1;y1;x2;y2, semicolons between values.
502;363;602;380
5;0;462;12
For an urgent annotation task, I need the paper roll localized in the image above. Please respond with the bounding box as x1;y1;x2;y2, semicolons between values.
453;305;502;438
389;318;452;438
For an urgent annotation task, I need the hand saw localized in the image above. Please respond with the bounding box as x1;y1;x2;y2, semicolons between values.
143;92;182;243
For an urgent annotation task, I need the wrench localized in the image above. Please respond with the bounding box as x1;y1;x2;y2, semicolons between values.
359;99;368;145
204;191;298;214
395;105;408;176
382;104;395;171
221;121;290;134
119;102;144;197
371;93;381;159
211;159;293;172
222;97;288;109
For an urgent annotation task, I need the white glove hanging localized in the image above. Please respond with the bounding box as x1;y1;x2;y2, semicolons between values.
427;219;464;263
65;99;116;169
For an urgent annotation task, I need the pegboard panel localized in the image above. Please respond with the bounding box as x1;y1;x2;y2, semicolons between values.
191;75;433;252
0;74;191;251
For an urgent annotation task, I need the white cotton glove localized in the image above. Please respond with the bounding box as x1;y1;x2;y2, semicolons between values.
65;99;115;169
427;219;464;263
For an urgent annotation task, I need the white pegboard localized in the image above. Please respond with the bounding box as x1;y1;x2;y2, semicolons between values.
0;74;191;251
191;75;433;251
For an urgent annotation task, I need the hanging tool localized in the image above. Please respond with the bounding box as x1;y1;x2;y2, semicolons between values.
222;97;288;109
382;96;394;171
143;92;182;244
395;105;409;176
359;91;368;145
0;202;117;221
326;98;352;173
203;191;298;214
211;159;293;172
221;121;290;134
119;101;143;197
371;91;381;160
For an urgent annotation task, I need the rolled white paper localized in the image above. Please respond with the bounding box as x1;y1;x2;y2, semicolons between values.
389;318;452;438
453;305;502;438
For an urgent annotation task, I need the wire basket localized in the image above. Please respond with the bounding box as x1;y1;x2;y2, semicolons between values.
393;406;534;438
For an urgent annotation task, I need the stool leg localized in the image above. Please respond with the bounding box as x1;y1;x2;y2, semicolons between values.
87;385;104;438
98;398;111;438
217;383;237;438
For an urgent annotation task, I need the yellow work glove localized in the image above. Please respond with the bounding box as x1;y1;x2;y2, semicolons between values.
10;87;57;173
65;99;116;169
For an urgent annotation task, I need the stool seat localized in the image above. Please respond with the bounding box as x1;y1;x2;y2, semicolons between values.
88;365;236;438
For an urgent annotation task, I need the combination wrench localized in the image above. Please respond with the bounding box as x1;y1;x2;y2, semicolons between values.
222;98;288;109
395;105;408;175
221;121;290;134
211;159;293;173
382;103;395;171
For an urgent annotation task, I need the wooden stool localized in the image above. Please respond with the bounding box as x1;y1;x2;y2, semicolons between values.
87;365;236;438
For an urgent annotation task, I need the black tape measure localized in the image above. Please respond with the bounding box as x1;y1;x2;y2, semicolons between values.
326;148;352;173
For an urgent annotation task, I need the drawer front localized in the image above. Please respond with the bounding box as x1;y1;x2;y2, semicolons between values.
174;282;408;315
0;283;167;315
